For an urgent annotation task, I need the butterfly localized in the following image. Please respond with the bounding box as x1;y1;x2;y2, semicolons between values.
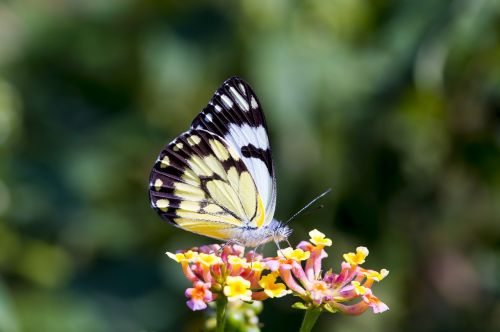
148;77;291;247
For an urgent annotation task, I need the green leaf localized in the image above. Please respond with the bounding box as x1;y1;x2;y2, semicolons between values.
292;302;308;310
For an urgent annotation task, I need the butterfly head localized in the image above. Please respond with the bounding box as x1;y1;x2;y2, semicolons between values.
269;219;293;244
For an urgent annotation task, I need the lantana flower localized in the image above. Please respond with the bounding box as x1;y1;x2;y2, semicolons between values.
185;281;212;311
166;229;389;331
166;243;289;311
224;276;252;302
269;229;389;315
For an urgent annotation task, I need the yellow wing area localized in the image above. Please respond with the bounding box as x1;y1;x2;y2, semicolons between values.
149;129;266;241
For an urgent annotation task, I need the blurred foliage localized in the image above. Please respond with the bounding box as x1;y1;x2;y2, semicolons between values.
205;301;262;332
0;0;499;331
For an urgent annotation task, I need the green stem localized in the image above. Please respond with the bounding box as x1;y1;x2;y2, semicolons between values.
299;309;322;332
215;295;228;332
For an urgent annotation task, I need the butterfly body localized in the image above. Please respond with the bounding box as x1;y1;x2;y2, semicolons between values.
229;220;292;247
149;77;290;247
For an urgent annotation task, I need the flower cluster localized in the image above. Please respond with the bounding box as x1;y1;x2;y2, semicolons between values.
167;243;290;311
166;229;389;315
269;230;389;315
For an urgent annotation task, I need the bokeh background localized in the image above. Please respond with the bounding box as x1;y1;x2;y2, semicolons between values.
0;0;499;331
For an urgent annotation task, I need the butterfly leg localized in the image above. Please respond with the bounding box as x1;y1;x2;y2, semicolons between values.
247;245;262;268
216;241;232;255
253;244;262;257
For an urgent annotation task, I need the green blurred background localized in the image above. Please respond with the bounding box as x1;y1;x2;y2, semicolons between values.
0;0;499;331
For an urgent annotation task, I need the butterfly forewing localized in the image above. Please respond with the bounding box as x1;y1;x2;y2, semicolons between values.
149;129;266;240
190;77;277;225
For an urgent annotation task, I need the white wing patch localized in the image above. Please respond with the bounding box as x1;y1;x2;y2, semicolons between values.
251;96;258;109
221;94;233;108
227;124;269;150
223;123;273;215
229;87;250;111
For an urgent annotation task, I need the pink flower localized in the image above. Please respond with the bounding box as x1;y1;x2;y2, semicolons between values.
277;229;389;315
363;291;390;314
185;282;213;311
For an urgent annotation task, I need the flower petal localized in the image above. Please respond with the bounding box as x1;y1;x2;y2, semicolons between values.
309;229;333;247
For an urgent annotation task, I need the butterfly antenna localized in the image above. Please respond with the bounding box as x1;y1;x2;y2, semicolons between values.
285;188;332;224
275;240;285;257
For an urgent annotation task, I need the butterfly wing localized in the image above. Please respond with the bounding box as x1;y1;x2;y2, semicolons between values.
149;129;266;241
191;77;277;227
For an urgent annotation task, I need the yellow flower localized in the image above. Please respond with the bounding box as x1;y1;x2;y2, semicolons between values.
351;281;367;295
362;268;389;281
198;253;223;267
228;255;248;269
166;252;187;263
183;250;199;261
249;261;266;272
279;248;311;261
309;229;333;247
259;272;291;298
166;250;199;263
224;276;252;302
343;246;369;266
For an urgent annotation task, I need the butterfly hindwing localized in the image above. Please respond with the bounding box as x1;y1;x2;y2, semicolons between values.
149;129;266;241
191;77;277;226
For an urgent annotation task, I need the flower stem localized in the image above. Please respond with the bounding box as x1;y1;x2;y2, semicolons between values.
299;309;322;332
215;295;228;332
